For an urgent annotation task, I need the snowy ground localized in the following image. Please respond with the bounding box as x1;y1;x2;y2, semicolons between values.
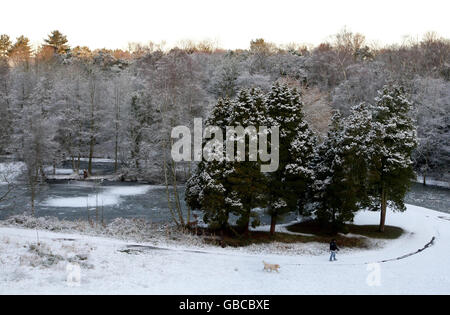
0;204;449;294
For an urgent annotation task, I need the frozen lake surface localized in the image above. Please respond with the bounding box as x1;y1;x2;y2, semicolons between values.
0;181;184;223
0;180;448;223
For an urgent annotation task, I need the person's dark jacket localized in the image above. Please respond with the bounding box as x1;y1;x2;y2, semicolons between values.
330;241;339;251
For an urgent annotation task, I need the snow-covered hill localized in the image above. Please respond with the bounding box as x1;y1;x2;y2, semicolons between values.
0;204;449;294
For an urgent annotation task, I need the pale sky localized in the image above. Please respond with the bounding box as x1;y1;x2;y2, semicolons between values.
1;0;449;50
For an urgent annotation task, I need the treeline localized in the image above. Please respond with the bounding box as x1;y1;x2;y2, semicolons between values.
186;84;417;234
0;29;448;188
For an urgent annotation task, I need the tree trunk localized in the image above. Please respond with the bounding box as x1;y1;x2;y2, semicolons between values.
114;84;120;173
270;215;277;236
168;136;185;226
114;136;118;173
162;140;179;226
31;185;35;217
243;211;250;237
244;222;249;237
88;137;94;176
39;164;46;182
76;155;80;175
88;77;96;176
379;187;387;232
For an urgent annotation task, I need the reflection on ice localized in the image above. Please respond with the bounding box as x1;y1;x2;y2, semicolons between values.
43;185;153;208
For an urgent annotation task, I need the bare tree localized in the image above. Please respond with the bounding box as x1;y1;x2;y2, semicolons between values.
0;164;16;203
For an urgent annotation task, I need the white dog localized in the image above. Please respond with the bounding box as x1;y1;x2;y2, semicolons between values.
263;261;280;272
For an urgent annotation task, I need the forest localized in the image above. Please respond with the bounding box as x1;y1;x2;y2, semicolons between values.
0;30;448;231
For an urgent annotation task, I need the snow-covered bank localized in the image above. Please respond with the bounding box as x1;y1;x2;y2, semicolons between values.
415;176;449;188
416;176;450;188
0;162;25;184
77;158;116;163
0;205;449;294
45;174;123;182
44;168;83;176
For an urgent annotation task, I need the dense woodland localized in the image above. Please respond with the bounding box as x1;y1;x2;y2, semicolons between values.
186;83;417;234
0;30;449;230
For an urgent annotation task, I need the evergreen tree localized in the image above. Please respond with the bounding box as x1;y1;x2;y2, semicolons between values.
227;89;268;234
187;159;234;230
44;30;69;54
266;83;316;235
310;111;361;232
367;86;418;232
9;36;32;65
186;90;269;235
341;102;374;207
0;34;12;57
185;98;234;230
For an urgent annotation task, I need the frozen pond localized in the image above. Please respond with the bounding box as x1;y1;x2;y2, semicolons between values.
0;163;449;224
0;181;187;223
405;182;450;214
0;180;293;224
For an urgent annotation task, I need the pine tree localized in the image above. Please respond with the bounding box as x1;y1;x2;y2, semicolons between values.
341;102;374;208
186;90;269;235
9;36;32;65
265;83;316;235
310;111;362;232
367;86;418;232
226;89;268;235
187;160;234;230
185;98;234;230
0;34;12;57
44;30;69;54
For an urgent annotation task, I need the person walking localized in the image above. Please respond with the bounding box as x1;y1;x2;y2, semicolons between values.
329;239;339;261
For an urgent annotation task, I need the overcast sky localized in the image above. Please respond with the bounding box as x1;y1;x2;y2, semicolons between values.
1;0;449;50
